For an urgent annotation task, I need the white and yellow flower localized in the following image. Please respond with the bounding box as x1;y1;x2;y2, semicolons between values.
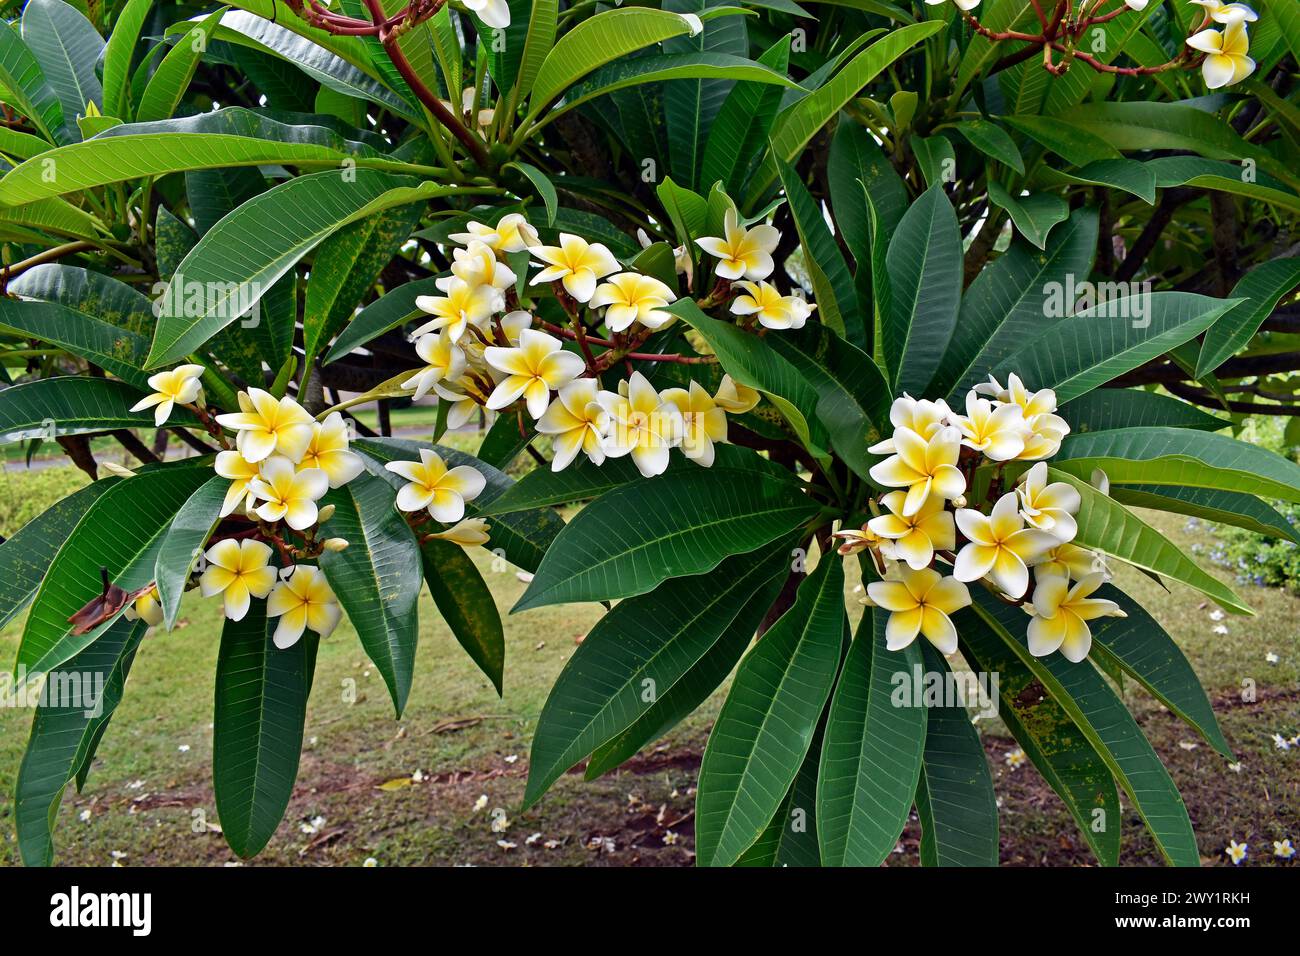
130;363;205;427
483;329;585;419
924;0;981;10
199;538;278;622
1020;410;1070;460
535;378;609;471
1016;462;1081;543
215;448;261;517
1187;20;1255;89
1025;572;1126;662
266;565;341;649
1190;0;1258;25
712;374;760;414
529;233;620;302
432;382;481;430
953;492;1057;598
248;458;330;530
866;566;971;654
976;373;1069;459
662;380;728;467
1225;839;1248;865
426;517;491;547
403;330;467;401
589;272;677;332
445;240;516;292
461;0;511;28
729;280;815;330
868;424;966;517
695;208;780;281
957;392;1028;461
124;585;164;627
1038;542;1107;581
450;213;539;254
216;388;315;464
412;278;499;342
385;448;486;522
599;371;684;478
300;413;365;489
867;491;957;571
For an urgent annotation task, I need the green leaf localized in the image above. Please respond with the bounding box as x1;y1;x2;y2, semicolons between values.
513;465;819;613
1088;585;1231;759
512;0;558;102
0;19;65;142
971;591;1200;867
992;292;1238;404
914;641;999;867
1053;426;1300;506
318;471;422;717
1146;156;1300;216
817;603;926;867
323;275;440;365
147;170;443;368
137;10;228;123
953;118;1023;174
1109;485;1300;545
0;480;110;632
21;0;103;138
1038;158;1156;205
101;0;154;120
1048;467;1251;615
1196;258;1300;377
16;463;211;681
1059;388;1226;434
884;184;962;395
1001;113;1121;166
0;298;151;389
656;176;708;247
503;161;557;225
696;555;844;867
935;209;1098;400
701;36;791;194
987;182;1067;250
0;376;200;445
214;601;317;858
957;608;1121;866
6;263;153;335
421;538;505;696
525;540;794;808
154;475;228;631
15;616;145;865
827;115;909;257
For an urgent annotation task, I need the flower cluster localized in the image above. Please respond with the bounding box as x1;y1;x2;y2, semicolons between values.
397;208;794;478
844;373;1125;663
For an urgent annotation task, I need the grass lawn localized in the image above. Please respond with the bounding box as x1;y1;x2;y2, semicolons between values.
0;458;1297;867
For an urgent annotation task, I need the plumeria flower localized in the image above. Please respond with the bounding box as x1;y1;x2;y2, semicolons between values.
1274;839;1296;860
124;586;164;627
1187;21;1255;89
870;396;957;455
954;492;1057;597
483;329;585;419
535;379;609;471
1016;462;1081;543
833;523;885;556
445;240;516;292
1121;0;1147;8
433;382;481;430
215;449;261;517
412;279;499;343
662;381;728;468
695;208;780;281
216;388;315;464
957;393;1028;461
924;0;980;9
456;87;495;128
974;373;1068;457
866;566;971;654
1025;572;1126;662
529;233;620;302
599;371;684;478
461;0;510;28
266;565;342;649
1004;748;1026;769
589;272;677;332
249;458;330;530
301;413;365;489
403;331;467;401
450;214;539;254
869;425;966;517
729;280;815;330
199;539;278;622
1191;0;1258;24
712;374;760;414
1038;542;1108;581
130;364;205;426
867;491;957;571
1225;840;1248;865
385;448;486;522
1021;411;1070;460
426;517;491;547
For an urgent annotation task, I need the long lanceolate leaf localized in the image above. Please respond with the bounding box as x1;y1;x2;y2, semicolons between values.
914;642;999;867
1109;485;1300;545
0;299;152;389
992;292;1239;404
701;36;791;195
15;616;146;866
21;0;103;141
0;19;65;142
1195;258;1300;377
1058;388;1225;433
214;601;317;859
971;592;1200;867
525;540;795;808
154;475;230;631
696;555;844;867
817;605;926;867
957;610;1121;866
318;471;422;717
0;377;201;445
421;538;505;696
147;170;440;368
513;466;821;612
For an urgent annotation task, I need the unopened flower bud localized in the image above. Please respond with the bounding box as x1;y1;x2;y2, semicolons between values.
317;503;336;523
951;495;967;509
323;537;349;552
102;462;137;478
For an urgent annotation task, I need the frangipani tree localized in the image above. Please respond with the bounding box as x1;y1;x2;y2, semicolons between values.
0;0;1296;867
